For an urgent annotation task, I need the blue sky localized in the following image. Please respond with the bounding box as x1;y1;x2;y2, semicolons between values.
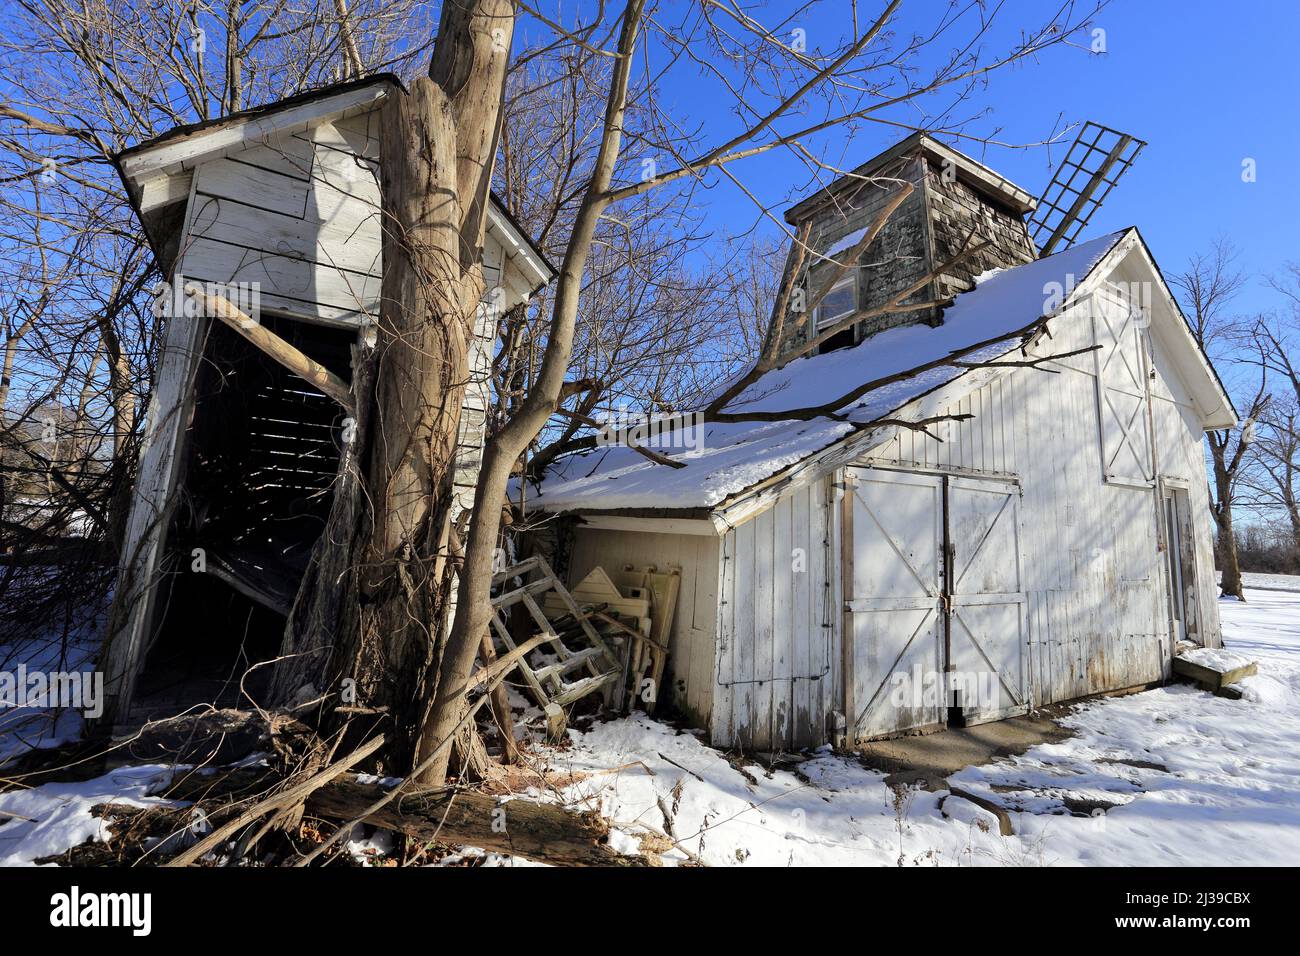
647;1;1299;325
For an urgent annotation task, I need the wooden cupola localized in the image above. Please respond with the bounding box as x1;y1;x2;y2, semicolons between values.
773;132;1038;357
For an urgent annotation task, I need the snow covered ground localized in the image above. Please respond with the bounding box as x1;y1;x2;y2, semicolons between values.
0;765;171;866
2;587;1298;866
1236;572;1300;593
0;620;102;766
530;588;1300;866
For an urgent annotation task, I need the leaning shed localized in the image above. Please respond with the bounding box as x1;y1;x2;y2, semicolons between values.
101;76;555;725
526;134;1235;751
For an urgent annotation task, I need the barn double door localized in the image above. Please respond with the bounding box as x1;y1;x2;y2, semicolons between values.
845;468;1029;743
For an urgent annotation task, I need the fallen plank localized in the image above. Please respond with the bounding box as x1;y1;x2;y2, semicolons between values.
188;285;355;413
156;768;655;866
306;778;653;866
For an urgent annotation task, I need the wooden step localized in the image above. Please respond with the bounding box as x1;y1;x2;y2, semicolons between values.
1173;649;1257;697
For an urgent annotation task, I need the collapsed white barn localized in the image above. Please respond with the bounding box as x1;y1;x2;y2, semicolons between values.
526;136;1236;750
100;76;555;724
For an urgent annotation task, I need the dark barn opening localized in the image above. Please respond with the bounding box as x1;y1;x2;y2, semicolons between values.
134;315;354;715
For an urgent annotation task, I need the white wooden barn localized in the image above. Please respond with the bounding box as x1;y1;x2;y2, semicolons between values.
527;137;1236;751
100;76;554;723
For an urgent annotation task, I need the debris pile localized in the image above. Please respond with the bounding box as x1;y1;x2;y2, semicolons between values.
488;557;678;739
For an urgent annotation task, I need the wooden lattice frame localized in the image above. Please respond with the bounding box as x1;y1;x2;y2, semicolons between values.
488;555;626;711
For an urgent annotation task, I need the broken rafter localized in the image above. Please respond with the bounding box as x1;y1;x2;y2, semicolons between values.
184;284;356;415
759;219;815;362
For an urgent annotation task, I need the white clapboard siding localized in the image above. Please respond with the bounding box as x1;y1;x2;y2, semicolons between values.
179;124;384;326
194;156;312;218
566;528;721;726
223;133;317;181
180;235;380;313
451;259;503;515
333;110;382;148
713;476;839;749
186;195;381;276
308;142;381;211
294;117;379;161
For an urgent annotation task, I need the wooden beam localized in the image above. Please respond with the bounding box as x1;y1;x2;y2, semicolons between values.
185;284;355;414
99;311;210;725
310;777;651;865
1039;135;1131;256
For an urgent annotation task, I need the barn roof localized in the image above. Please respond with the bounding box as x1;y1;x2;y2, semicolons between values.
528;227;1231;518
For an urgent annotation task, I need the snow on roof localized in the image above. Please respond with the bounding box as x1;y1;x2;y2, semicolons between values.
529;230;1127;514
527;417;855;514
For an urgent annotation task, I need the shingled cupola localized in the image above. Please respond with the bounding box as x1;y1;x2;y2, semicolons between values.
774;132;1038;357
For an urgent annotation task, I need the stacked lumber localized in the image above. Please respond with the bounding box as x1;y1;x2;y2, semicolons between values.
608;566;679;715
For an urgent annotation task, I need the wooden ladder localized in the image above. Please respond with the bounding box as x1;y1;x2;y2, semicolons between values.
488;555;627;713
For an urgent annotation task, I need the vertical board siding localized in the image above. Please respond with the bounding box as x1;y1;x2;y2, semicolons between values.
180;122;383;325
790;486;812;744
713;476;840;750
731;519;756;749
715;525;736;745
770;494;793;747
1006;292;1217;705
844;288;1219;722
865;377;1018;475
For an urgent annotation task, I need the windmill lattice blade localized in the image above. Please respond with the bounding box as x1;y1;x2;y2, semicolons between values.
1029;121;1146;257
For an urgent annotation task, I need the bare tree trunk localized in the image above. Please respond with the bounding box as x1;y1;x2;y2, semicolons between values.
0;314;37;412
414;0;646;787
1210;439;1246;601
273;0;513;778
359;74;469;768
70;344;103;463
